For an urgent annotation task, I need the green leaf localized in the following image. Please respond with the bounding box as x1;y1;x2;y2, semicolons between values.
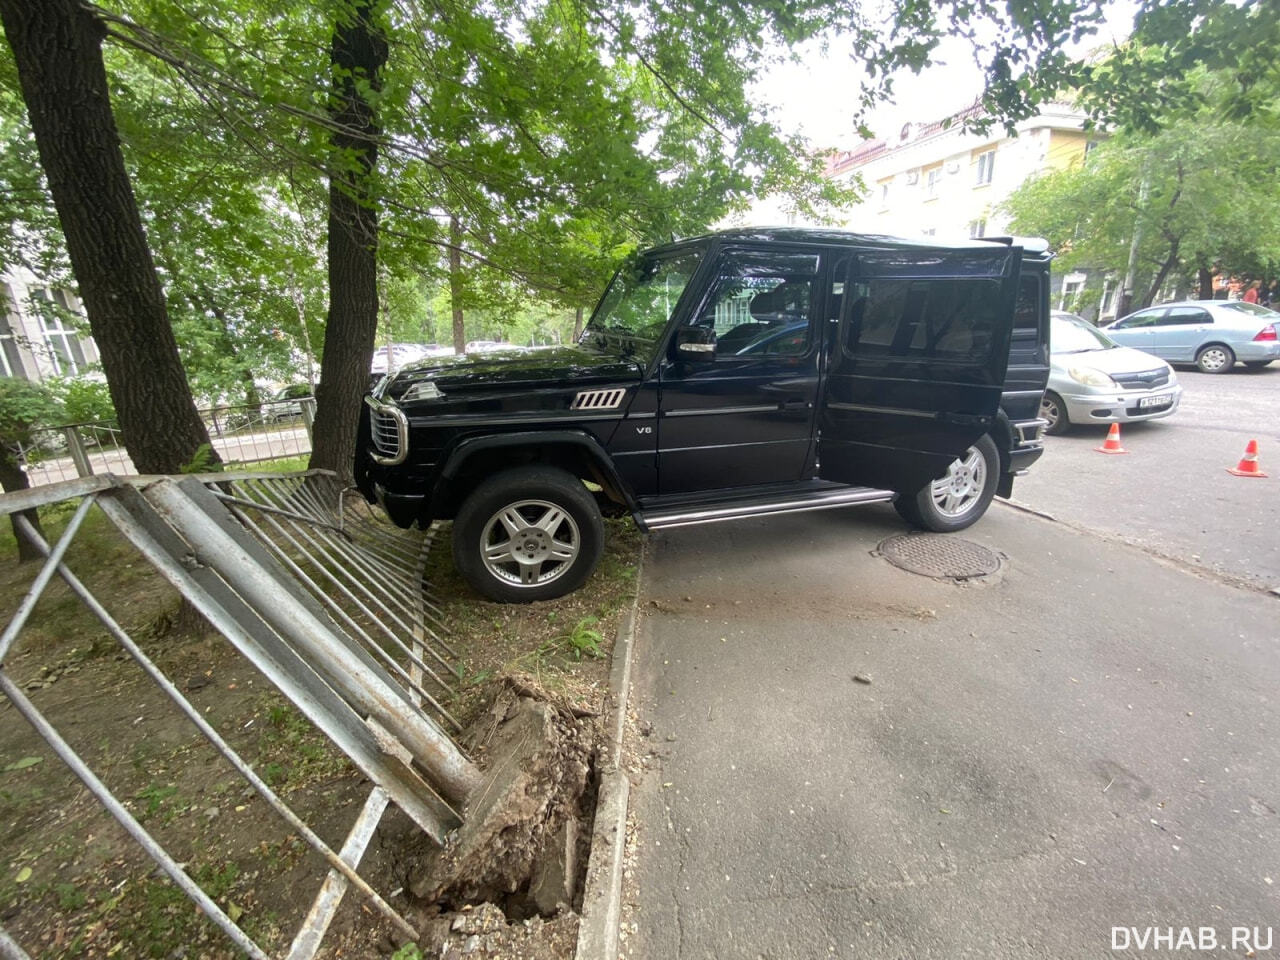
2;755;43;772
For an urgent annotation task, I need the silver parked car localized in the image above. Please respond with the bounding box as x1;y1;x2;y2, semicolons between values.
1040;312;1182;435
1102;300;1280;373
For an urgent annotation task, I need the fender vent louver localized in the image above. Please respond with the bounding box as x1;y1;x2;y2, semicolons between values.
570;388;626;411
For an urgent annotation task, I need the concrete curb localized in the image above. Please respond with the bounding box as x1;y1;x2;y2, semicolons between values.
575;554;644;960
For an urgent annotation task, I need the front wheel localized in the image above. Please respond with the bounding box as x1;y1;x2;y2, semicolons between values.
1195;344;1235;374
452;466;604;603
1039;391;1070;435
894;433;999;533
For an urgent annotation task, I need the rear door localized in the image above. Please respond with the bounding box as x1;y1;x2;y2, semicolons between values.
818;246;1019;492
1145;304;1213;361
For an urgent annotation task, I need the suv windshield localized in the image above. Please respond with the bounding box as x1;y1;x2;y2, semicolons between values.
581;246;705;363
1052;315;1117;353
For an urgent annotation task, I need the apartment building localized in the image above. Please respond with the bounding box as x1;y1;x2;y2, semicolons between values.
0;266;99;382
821;100;1108;317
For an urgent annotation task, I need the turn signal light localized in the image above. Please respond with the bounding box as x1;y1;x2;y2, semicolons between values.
1254;324;1278;342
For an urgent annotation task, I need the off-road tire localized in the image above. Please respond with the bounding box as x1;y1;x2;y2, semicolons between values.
452;466;604;603
894;433;1000;533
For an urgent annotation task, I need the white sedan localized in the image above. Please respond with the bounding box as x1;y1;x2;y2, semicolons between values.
1039;312;1182;435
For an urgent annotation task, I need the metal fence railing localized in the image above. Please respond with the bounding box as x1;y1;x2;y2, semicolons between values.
18;397;318;487
0;470;479;959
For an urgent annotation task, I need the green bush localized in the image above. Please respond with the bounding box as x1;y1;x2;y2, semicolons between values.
0;377;65;452
48;375;115;425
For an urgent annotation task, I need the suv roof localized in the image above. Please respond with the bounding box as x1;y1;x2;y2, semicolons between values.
652;227;1049;260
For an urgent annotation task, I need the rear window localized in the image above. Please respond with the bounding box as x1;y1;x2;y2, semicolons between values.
1222;302;1280;319
845;277;1001;362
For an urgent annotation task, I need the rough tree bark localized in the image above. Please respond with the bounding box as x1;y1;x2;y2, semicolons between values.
573;306;584;342
0;454;44;563
308;0;388;483
1198;266;1215;300
0;0;216;474
449;215;466;355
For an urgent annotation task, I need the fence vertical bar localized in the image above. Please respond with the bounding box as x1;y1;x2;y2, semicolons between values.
63;426;93;477
301;397;316;441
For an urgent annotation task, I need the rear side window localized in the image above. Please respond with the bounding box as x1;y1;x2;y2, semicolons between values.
1163;306;1211;325
1013;274;1041;333
845;277;1001;362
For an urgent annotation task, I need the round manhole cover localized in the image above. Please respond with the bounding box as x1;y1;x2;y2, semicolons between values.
876;534;1002;580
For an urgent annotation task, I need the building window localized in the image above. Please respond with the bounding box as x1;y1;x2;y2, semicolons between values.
1060;278;1083;310
968;219;987;239
878;179;891;209
30;287;88;376
975;149;996;186
0;285;27;379
924;165;942;199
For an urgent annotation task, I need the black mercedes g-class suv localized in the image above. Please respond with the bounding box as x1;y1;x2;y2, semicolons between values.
356;228;1049;602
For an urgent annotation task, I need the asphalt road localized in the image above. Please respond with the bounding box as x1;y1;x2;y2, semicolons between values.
627;507;1279;959
1014;363;1280;590
625;370;1280;959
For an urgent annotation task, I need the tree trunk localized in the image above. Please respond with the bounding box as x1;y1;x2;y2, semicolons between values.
0;453;44;563
1198;266;1214;300
449;215;466;355
573;306;585;342
308;0;388;483
0;0;216;475
1141;238;1180;308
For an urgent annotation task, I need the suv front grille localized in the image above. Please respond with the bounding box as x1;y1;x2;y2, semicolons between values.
368;401;408;466
1112;368;1170;389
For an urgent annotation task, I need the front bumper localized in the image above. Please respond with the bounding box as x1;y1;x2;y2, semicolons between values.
1061;383;1183;425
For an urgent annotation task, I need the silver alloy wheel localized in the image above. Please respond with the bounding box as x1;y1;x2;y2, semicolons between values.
1039;393;1062;431
929;446;986;519
479;499;581;588
1197;345;1232;372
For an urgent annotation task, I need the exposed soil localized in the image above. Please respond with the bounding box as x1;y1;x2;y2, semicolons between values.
0;504;642;959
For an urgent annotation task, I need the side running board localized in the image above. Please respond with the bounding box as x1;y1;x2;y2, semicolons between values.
638;486;896;531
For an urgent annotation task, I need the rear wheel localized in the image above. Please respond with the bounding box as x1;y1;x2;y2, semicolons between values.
1039;390;1069;435
1195;343;1235;374
894;433;999;533
452;466;604;603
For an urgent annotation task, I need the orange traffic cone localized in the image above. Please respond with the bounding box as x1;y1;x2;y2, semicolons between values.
1095;423;1128;455
1227;439;1268;478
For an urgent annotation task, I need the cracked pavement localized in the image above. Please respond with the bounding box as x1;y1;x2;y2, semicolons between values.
624;503;1280;959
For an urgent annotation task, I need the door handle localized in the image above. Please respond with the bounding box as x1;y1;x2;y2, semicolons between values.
779;399;811;412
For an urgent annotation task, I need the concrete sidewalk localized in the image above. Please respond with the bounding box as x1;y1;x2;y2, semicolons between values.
623;502;1280;959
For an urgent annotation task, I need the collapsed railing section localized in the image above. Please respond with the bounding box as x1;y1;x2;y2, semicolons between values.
0;471;481;960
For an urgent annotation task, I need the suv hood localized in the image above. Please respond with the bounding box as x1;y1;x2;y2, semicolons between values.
383;345;643;403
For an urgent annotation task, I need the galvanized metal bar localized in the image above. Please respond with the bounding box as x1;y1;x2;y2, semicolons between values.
188;479;442;712
63;426;93;477
227;505;461;725
0;924;34;960
286;787;392;960
16;514;420;941
98;488;461;838
0;497;96;662
234;476;450;654
210;491;350;537
0;672;271;960
146;478;482;803
0;474;117;516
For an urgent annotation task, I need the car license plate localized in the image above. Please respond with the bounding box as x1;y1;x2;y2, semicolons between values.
1139;394;1173;408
